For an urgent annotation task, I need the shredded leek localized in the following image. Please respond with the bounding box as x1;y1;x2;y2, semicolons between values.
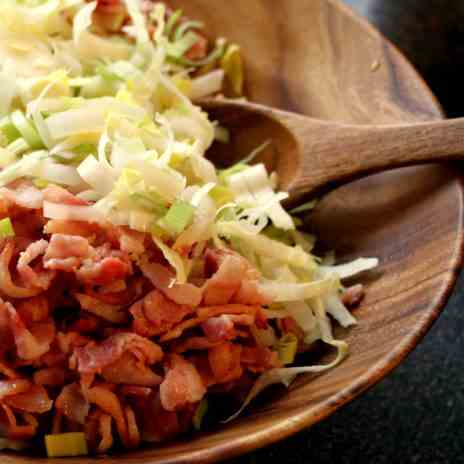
159;199;195;236
277;333;298;365
193;398;208;431
220;43;244;96
45;433;88;458
164;9;183;39
0;116;21;143
0;217;15;238
10;110;43;150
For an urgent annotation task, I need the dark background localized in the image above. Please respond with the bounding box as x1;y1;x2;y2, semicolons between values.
231;1;464;463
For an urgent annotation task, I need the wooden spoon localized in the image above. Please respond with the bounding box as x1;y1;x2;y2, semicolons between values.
202;99;464;203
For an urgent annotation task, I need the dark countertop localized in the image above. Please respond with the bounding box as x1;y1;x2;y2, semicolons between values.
231;1;464;463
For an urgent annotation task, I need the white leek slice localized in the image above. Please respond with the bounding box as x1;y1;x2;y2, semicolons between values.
77;156;115;195
227;163;294;231
259;277;338;303
319;258;379;280
217;221;316;271
190;69;224;100
73;1;97;46
43;201;105;223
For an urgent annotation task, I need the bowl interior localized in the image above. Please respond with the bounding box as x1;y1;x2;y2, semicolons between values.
4;1;463;463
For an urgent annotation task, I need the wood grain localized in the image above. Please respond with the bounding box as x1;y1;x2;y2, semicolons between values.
3;0;463;463
203;99;464;202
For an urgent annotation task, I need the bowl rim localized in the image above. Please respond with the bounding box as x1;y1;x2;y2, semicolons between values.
2;1;463;463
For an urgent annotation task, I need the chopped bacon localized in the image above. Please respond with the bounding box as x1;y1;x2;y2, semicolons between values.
33;367;66;387
75;293;128;324
0;241;42;298
160;304;259;342
342;284;365;307
15;296;50;325
208;342;243;384
0;183;43;210
159;355;206;412
189;354;216;388
3;385;53;414
57;332;92;355
202;254;247;305
69;315;100;334
119;386;153;398
17;239;55;290
241;346;280;372
0;299;13;357
0;380;32;400
117;228;146;256
96;0;126;14
130;290;193;337
185;34;208;61
141;393;180;443
0;360;19;379
86;276;145;306
75;333;163;375
101;352;162;387
76;256;132;285
55;383;90;425
125;405;140;449
201;315;235;342
43;185;89;206
7;302;53;361
10;210;46;241
173;336;221;354
140;261;203;307
97;413;113;453
232;279;272;306
1;404;37;440
43;234;93;271
85;385;129;448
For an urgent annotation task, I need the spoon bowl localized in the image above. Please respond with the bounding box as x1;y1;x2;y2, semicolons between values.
203;98;464;204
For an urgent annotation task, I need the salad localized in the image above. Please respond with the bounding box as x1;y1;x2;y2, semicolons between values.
0;0;378;457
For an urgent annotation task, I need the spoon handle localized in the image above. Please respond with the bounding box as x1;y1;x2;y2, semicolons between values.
287;116;464;199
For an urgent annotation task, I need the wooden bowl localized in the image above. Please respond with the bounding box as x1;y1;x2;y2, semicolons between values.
4;1;463;463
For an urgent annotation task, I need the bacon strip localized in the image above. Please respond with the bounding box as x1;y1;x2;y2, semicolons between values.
75;293;128;324
43;185;89;206
202;254;247;305
3;385;53;414
56;383;90;425
159;355;206;412
0;241;42;298
101;352;162;386
97;414;113;454
208;342;243;383
85;385;129;448
17;240;55;290
160;304;258;342
74;333;163;374
140;261;202;306
130;290;193;337
43;234;93;271
7;302;53;361
0;380;32;400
